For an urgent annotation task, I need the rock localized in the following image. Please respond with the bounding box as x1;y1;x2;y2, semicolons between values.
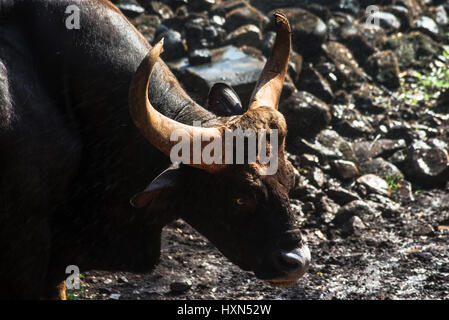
357;174;390;196
322;41;365;87
170;46;264;107
386;31;443;69
260;31;276;57
333;200;381;225
330;160;360;180
287;51;304;85
292;176;323;202
188;0;217;12
396;0;425;18
413;16;440;40
364;50;401;90
354;139;407;163
338;22;387;65
395;180;415;202
210;0;248;16
170;280;192;293
249;0;308;13
296;65;334;104
188;49;212;66
326;187;361;206
109;293;121;300
366;11;401;34
402;142;449;186
300;154;320;167
316;0;360;16
145;1;174;19
224;5;269;32
116;2;145;18
154;27;186;61
414;224;435;236
340;216;366;236
272;8;327;59
368;194;401;217
185;16;226;51
384;5;414;31
99;287;112;294
306;166;325;188
225;24;262;48
330;104;374;137
278;91;331;139
428;5;449;26
132;13;161;29
359;158;405;181
298;129;357;162
351;83;389;114
314;197;339;224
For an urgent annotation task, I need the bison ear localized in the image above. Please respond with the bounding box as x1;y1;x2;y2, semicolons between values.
130;163;184;208
207;83;245;116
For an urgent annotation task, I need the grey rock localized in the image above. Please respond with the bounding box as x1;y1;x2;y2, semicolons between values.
354;139;407;163
116;3;145;18
225;24;262;48
170;46;264;106
279;91;331;139
273;8;327;58
333;199;381;226
413;16;440;40
322;41;365;87
357;174;390;196
368;11;401;34
224;5;269;32
170;280;192;293
326;187;361;206
386;31;443;69
188;49;212;66
403;142;449;186
330;160;360;180
364;50;401;90
330;104;374;137
351;83;390;114
341;216;366;236
359;158;404;181
298;129;357;162
154;27;186;61
296;65;334;104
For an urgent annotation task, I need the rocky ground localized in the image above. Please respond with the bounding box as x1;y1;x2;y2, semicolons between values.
72;0;449;300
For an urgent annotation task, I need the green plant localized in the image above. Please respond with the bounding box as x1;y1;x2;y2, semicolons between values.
399;48;449;106
385;174;403;193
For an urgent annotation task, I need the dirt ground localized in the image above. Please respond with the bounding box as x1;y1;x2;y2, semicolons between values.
72;188;448;300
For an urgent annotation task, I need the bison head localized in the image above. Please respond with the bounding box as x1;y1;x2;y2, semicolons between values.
128;13;310;287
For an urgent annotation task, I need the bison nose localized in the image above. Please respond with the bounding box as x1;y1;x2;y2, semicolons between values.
271;245;311;285
279;246;311;272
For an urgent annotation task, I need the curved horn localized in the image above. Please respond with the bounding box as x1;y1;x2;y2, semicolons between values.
248;12;291;110
129;40;225;172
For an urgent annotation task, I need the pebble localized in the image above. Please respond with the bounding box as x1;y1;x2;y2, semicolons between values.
170;280;193;293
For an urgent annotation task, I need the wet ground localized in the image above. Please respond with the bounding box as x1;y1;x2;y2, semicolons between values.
73;189;448;300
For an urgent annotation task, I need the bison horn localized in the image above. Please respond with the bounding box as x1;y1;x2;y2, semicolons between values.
248;12;291;111
129;39;225;172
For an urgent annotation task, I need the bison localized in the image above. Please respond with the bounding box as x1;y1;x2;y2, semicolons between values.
0;0;310;299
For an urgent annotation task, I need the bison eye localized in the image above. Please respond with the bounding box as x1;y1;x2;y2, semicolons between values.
236;198;246;205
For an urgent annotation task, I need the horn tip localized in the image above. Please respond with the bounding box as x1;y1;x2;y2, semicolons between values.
273;11;291;33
